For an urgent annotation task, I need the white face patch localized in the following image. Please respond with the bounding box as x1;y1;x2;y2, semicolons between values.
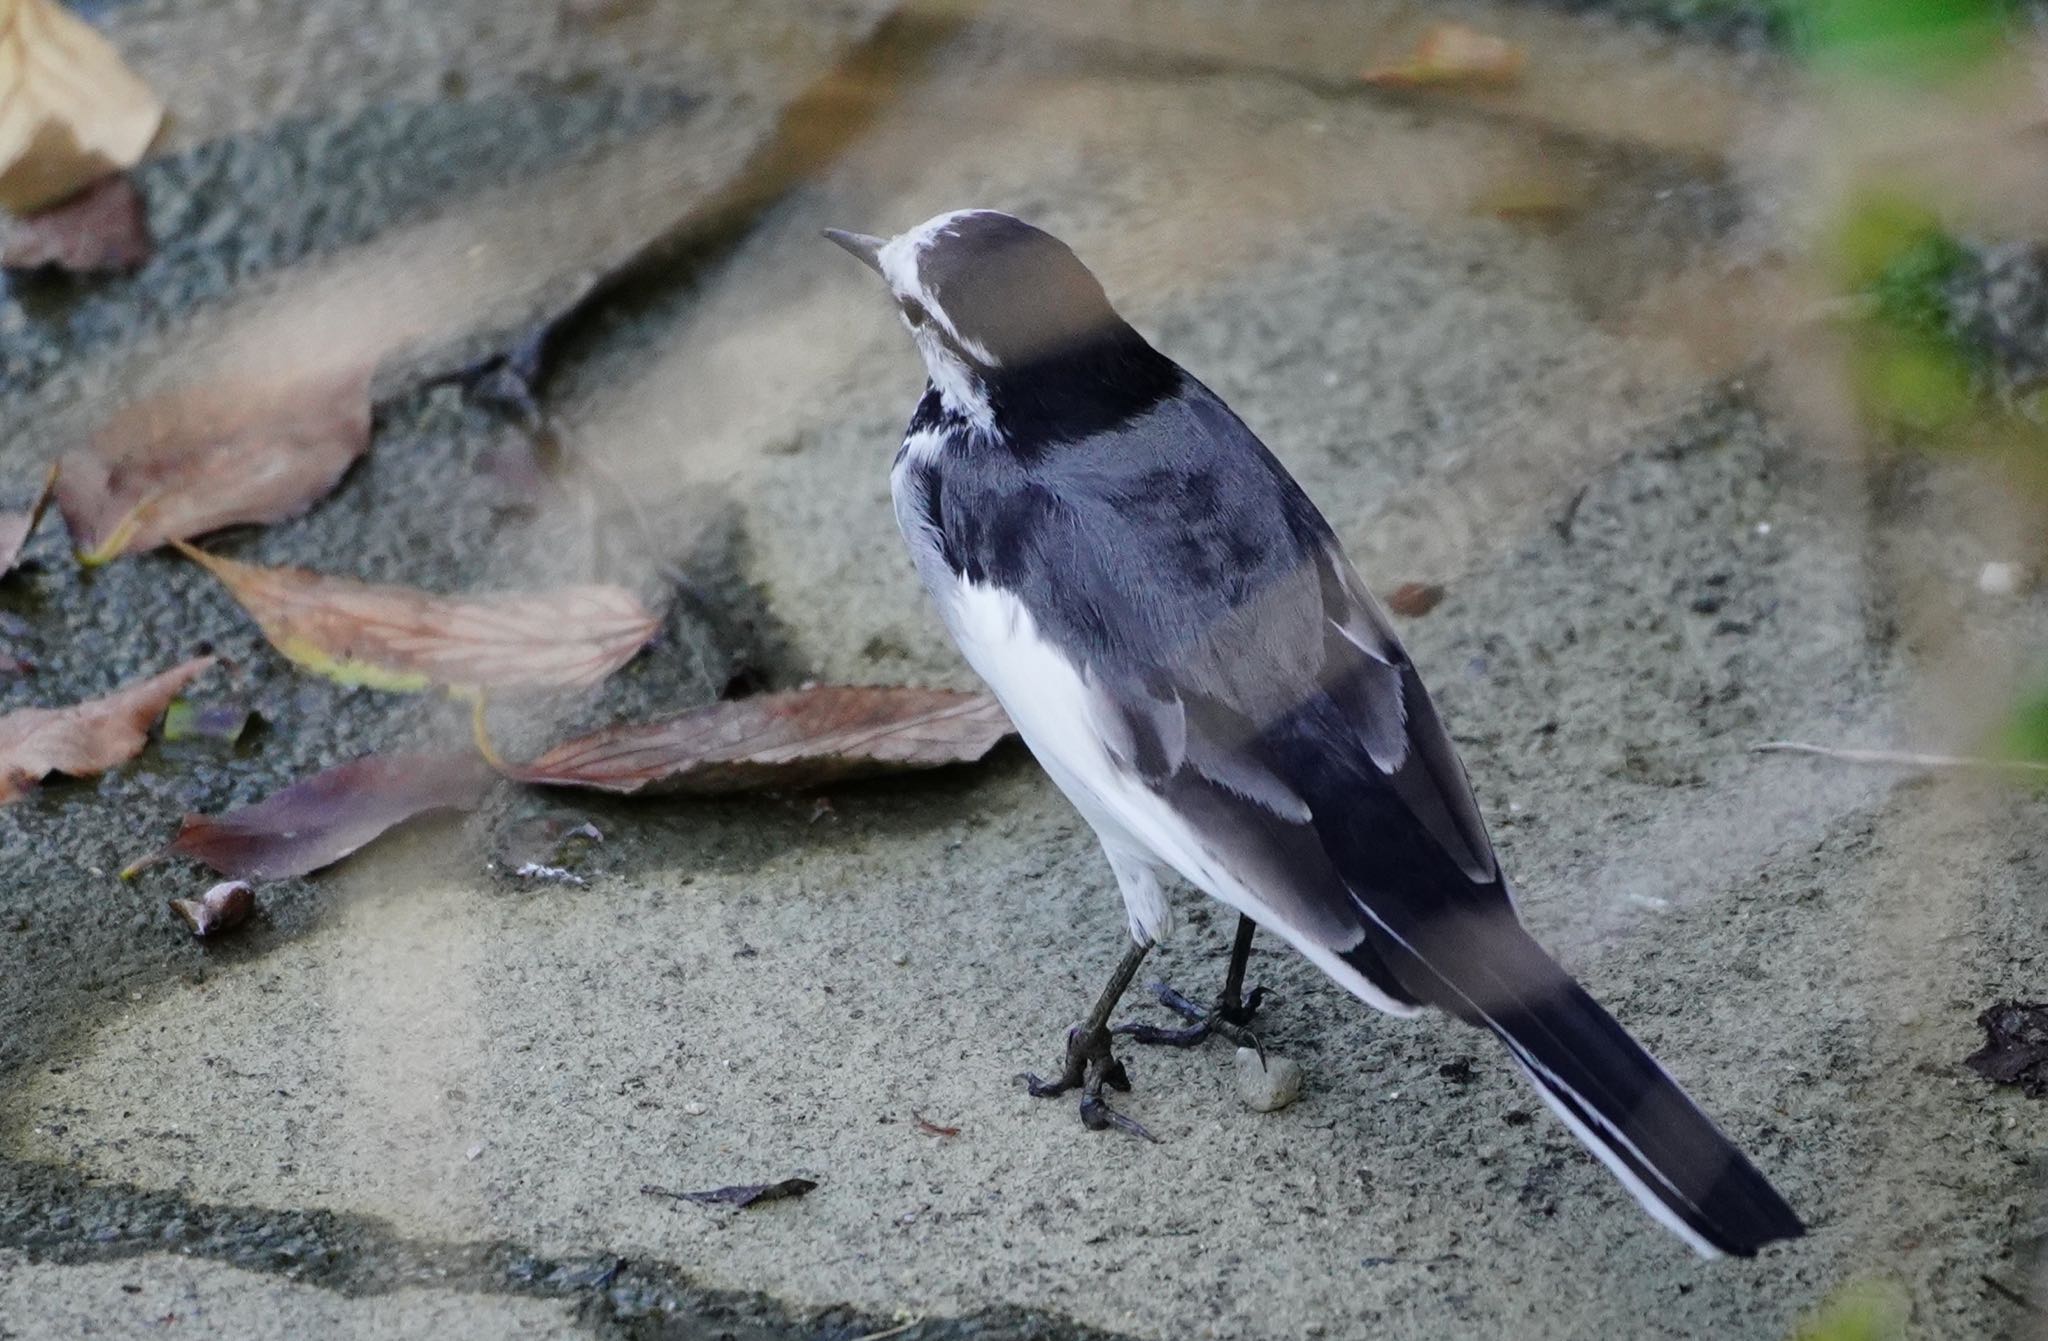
876;211;1001;432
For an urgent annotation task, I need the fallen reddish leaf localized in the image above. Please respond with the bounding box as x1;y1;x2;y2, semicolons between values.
56;366;373;563
1385;581;1447;617
124;753;493;881
1363;23;1525;90
2;173;150;273
0;655;212;805
177;545;659;695
494;686;1014;795
168;879;254;937
0;0;165;213
0;463;57;579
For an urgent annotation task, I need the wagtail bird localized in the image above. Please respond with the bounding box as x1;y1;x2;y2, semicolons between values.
827;210;1804;1257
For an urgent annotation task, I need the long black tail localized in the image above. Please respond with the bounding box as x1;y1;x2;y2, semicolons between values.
1471;937;1804;1257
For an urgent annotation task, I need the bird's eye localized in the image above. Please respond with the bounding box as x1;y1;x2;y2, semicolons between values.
899;298;929;327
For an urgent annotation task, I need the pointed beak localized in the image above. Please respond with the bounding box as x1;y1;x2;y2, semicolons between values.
823;228;886;275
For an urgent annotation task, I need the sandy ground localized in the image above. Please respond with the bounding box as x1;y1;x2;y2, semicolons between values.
3;2;2046;1339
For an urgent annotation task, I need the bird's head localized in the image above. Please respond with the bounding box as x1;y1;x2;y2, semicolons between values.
826;210;1132;429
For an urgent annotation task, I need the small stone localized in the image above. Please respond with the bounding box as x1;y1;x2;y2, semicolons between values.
682;1101;707;1117
1235;1047;1303;1112
465;1144;484;1161
1978;561;2026;596
1385;581;1447;618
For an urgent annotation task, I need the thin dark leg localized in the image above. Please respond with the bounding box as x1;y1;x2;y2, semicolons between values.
1217;913;1259;1022
1114;914;1267;1049
1019;939;1159;1142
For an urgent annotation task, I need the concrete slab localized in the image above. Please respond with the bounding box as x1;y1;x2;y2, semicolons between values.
3;2;2044;1339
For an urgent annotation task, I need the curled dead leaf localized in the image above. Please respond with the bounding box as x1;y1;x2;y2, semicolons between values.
168;879;254;937
0;0;165;213
0;462;57;579
0;655;212;804
177;545;659;695
492;686;1014;795
125;753;492;881
57;365;373;563
2;172;150;272
1363;23;1525;90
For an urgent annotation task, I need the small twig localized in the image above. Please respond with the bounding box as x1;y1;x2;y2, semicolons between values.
468;692;510;772
1750;741;2048;775
911;1111;960;1137
1981;1273;2046;1313
851;1319;925;1341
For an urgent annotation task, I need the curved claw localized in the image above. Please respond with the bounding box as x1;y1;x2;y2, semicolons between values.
1021;1025;1156;1140
1079;1091;1160;1142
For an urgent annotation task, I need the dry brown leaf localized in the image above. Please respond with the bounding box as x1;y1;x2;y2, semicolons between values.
2;171;149;272
1363;23;1526;90
177;544;660;695
126;753;493;881
56;365;373;563
0;462;56;578
495;685;1014;795
0;0;165;213
0;655;212;804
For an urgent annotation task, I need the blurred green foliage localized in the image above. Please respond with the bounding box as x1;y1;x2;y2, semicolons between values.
1787;0;2013;79
1829;193;1983;437
1790;1278;1910;1341
2004;681;2048;764
1797;0;2048;761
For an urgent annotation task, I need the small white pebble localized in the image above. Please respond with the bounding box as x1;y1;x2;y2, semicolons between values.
1978;561;2025;596
1236;1047;1303;1112
465;1144;484;1161
682;1101;707;1117
1754;521;1772;536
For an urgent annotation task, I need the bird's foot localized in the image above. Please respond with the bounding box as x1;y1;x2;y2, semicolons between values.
1018;1022;1159;1143
1113;980;1268;1053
